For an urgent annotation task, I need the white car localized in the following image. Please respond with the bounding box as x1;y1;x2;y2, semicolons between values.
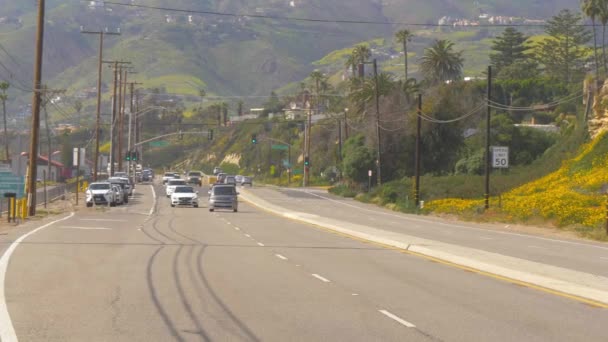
170;186;199;207
162;172;178;185
112;185;124;205
86;182;117;207
166;179;187;197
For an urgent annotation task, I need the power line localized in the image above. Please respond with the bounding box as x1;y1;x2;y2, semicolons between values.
98;1;565;27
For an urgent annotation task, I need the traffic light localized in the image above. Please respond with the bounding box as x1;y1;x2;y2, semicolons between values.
208;129;214;141
251;134;257;144
125;152;131;161
132;151;138;161
304;156;310;167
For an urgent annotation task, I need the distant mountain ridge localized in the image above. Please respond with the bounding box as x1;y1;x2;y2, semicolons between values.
0;0;580;115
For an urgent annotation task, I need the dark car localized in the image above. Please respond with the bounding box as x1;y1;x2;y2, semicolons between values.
187;171;203;186
208;185;238;212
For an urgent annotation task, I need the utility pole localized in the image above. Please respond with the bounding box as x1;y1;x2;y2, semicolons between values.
127;81;142;180
41;85;66;181
373;59;382;186
81;29;120;181
118;67;126;171
485;66;492;210
415;94;422;208
305;106;312;186
102;60;130;176
27;0;45;216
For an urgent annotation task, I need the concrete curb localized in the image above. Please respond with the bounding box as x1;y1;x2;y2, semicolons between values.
239;188;608;306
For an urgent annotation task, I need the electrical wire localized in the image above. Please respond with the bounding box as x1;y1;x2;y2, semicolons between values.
98;1;584;28
417;102;485;123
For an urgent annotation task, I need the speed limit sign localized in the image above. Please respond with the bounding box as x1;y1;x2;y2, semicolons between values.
492;146;509;168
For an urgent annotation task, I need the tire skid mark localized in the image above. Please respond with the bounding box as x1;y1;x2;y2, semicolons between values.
195;245;261;342
146;246;184;342
174;246;212;341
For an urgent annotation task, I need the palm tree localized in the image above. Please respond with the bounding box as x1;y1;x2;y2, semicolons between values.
582;0;601;79
0;82;9;161
352;44;372;76
310;70;326;113
395;29;415;81
419;39;464;84
599;0;608;75
349;73;396;115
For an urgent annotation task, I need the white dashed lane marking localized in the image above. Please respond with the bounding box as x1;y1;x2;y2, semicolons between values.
379;310;416;328
275;254;288;260
311;274;331;283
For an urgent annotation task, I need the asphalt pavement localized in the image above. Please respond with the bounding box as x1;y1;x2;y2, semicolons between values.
0;182;606;341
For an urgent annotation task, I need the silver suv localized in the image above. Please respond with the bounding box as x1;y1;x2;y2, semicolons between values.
208;185;238;212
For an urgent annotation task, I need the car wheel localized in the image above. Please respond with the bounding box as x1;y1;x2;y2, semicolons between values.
209;208;214;212
110;201;116;207
171;204;175;207
233;208;238;212
86;203;93;208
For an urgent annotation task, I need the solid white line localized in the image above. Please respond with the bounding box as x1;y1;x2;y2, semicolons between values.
149;185;157;215
275;254;288;260
311;274;331;283
302;190;608;251
79;219;126;222
601;257;608;260
379;310;416;328
257;242;265;247
245;234;251;238
479;237;493;240
59;226;112;230
0;212;76;342
235;227;240;231
528;245;545;249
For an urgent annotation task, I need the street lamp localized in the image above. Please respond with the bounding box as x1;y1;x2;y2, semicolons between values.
358;58;382;186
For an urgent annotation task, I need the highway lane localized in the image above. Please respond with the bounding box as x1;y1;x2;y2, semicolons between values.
1;182;606;341
245;187;608;278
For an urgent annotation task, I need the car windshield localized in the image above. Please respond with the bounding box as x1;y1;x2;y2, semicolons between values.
169;180;187;186
164;173;175;177
89;183;110;190
213;186;236;195
188;172;201;176
174;186;195;193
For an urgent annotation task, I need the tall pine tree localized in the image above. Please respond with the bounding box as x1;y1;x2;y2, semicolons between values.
535;9;592;83
490;27;530;73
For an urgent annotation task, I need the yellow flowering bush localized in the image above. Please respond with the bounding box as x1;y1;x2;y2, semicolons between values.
426;132;608;229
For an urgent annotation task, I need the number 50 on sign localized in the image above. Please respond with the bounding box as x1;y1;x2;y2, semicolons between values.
492;146;509;168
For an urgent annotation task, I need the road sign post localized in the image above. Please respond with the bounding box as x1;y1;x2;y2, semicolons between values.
492;146;509;169
368;170;372;192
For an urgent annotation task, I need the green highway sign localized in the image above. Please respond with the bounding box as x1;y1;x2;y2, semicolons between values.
271;144;289;151
0;172;25;198
149;141;169;147
292;169;303;175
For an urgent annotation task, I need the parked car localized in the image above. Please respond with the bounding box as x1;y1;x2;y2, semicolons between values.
187;171;203;186
224;175;237;185
241;176;253;187
112;185;124;205
213;167;222;175
208;184;239;212
85;182;117;207
166;179;188;197
235;175;244;183
114;172;128;178
170;186;199;208
142;169;153;182
162;172;177;184
108;178;130;203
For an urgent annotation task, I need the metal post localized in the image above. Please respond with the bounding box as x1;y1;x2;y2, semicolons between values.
373;59;382;186
27;0;45;217
288;144;291;184
485;66;492;210
43;169;47;209
128;83;133;181
76;148;80;206
415;94;422;207
338;119;342;161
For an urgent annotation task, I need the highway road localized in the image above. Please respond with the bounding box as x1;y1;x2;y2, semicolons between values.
0;183;606;341
247;187;608;278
